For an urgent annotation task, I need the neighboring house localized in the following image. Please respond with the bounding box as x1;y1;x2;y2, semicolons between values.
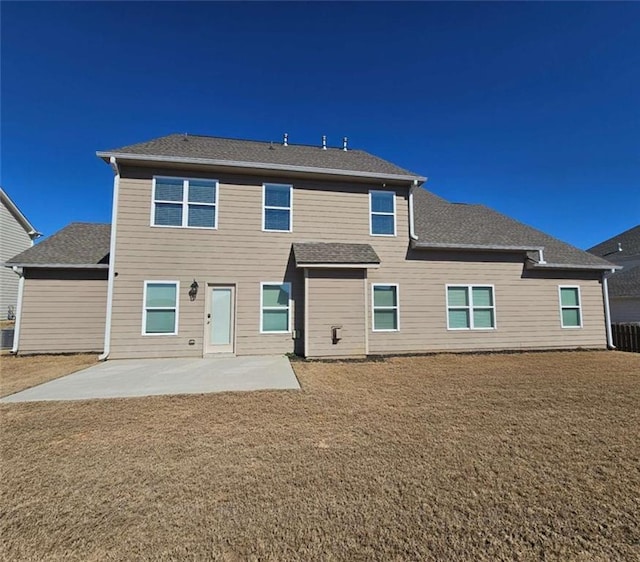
588;225;640;324
0;187;41;320
6;133;616;357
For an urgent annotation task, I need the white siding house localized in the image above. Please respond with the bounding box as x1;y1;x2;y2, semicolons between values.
0;188;41;319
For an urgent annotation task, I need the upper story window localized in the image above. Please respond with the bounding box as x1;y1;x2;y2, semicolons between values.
447;285;496;330
369;190;396;236
559;286;582;328
153;177;217;229
263;184;292;232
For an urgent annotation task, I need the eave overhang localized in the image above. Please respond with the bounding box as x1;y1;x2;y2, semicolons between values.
410;241;544;253
97;152;426;185
3;263;109;269
296;262;380;269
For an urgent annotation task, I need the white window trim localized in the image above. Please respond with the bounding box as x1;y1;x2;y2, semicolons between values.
262;183;293;232
369;190;397;237
371;283;400;332
151;176;218;230
260;282;292;334
142;280;180;336
446;284;496;331
558;285;583;329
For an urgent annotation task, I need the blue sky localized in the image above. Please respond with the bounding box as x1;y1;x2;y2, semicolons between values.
2;2;638;249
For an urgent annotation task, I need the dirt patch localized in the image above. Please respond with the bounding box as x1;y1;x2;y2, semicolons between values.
1;351;639;560
0;354;99;397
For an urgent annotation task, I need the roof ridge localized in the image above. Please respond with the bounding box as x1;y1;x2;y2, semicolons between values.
168;132;364;152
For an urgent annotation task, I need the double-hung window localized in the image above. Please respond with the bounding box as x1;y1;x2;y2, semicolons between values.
153;177;217;228
447;285;495;330
372;284;399;331
369;190;396;236
261;283;291;333
143;281;179;335
559;286;582;328
263;184;292;232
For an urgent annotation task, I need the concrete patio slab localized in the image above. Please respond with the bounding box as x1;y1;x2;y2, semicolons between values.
1;355;300;403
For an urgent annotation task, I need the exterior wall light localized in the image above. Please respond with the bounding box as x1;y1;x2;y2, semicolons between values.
189;280;199;301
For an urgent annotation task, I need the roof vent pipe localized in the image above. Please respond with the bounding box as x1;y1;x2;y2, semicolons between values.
618;242;623;252
322;135;327;150
343;137;348;151
283;133;288;146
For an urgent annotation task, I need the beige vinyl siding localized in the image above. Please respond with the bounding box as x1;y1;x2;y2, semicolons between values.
18;269;108;354
0;202;33;318
109;165;607;359
306;270;366;358
108;167;403;359
610;298;640;324
367;252;606;354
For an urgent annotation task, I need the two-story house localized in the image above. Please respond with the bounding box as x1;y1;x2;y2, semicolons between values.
6;133;617;358
588;225;640;324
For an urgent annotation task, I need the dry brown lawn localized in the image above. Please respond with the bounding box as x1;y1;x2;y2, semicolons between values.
0;354;99;398
1;351;639;561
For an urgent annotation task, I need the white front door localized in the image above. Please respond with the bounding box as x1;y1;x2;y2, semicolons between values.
205;285;235;354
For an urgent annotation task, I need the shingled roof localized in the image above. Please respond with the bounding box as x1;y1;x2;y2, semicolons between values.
607;265;640;298
412;188;614;269
5;223;111;267
293;242;380;266
97;134;423;181
587;224;640;260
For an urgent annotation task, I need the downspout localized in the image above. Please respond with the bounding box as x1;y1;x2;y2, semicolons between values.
408;179;419;241
99;156;120;361
602;268;615;350
11;266;24;354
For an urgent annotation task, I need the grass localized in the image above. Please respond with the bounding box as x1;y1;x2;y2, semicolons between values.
1;351;639;561
0;354;98;398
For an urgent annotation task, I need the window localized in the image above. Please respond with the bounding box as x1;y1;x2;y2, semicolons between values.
263;184;292;232
447;285;495;330
369;190;396;236
372;284;399;331
559;286;582;328
143;282;179;335
153;177;217;228
261;283;291;333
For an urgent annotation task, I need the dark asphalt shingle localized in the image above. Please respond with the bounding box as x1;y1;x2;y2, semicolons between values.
413;188;614;268
293;243;380;265
607;265;640;298
99;134;422;179
5;223;111;266
587;225;640;260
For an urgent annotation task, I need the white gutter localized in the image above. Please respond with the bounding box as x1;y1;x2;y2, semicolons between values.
408;179;419;240
602;268;615;349
412;241;545;253
96;151;426;184
295;263;380;269
10;266;24;354
4;263;108;269
529;262;622;271
100;156;120;361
